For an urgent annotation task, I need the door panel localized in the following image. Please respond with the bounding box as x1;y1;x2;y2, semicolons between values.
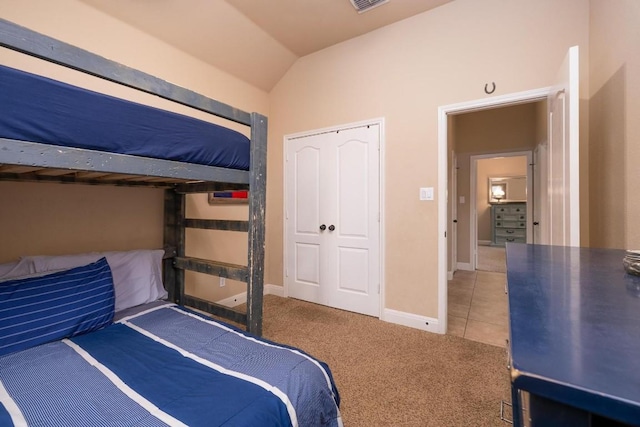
294;147;321;234
337;140;369;238
337;247;369;294
294;243;320;285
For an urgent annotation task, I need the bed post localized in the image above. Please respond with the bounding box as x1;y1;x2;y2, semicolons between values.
164;189;186;305
247;113;268;336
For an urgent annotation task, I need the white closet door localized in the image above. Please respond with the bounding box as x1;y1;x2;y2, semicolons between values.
286;124;380;317
285;135;325;305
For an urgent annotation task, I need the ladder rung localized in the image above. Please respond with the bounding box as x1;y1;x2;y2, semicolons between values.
174;257;248;282
184;219;248;232
182;295;247;325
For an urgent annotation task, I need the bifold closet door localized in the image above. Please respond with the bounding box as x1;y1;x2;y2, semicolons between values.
285;125;380;317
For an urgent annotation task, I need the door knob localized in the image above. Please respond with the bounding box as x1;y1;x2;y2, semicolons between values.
328;225;335;231
319;224;326;231
453;219;458;223
533;221;540;226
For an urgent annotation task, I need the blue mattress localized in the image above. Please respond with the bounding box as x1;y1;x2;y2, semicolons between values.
0;304;342;427
0;64;250;170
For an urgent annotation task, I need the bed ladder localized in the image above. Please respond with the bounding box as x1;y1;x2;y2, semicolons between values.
164;114;267;336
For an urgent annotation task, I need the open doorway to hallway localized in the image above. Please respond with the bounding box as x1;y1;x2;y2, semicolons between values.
441;46;581;343
446;101;545;347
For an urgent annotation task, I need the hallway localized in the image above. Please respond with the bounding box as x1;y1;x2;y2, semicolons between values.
446;270;509;348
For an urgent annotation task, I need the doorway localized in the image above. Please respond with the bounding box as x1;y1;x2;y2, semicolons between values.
472;151;533;273
439;45;580;339
446;102;540;346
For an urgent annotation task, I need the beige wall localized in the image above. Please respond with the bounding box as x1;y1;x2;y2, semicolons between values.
0;182;163;262
0;1;269;302
476;158;528;242
589;0;640;249
269;0;589;317
453;103;539;265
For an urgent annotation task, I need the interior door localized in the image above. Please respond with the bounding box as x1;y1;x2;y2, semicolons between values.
286;124;380;317
533;144;548;244
285;133;324;304
547;46;580;246
450;154;458;276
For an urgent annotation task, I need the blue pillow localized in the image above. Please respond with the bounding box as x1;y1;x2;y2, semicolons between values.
0;257;115;356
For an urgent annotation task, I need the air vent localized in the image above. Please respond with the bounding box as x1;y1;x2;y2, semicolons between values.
350;0;390;14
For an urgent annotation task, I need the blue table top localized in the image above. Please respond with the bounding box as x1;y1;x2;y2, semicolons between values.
506;244;640;424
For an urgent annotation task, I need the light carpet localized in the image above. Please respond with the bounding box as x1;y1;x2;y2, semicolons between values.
233;295;511;426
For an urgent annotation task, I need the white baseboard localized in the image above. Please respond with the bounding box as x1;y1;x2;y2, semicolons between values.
215;283;284;307
216;292;247;308
382;308;443;334
264;284;284;297
217;285;444;335
456;262;473;271
447;270;454;281
478;240;492;246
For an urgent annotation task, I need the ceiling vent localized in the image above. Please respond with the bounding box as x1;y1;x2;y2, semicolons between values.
349;0;390;14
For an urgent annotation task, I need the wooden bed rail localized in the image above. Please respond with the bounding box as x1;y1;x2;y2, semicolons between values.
0;138;250;185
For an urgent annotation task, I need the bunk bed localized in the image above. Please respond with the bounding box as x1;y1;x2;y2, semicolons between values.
0;19;342;427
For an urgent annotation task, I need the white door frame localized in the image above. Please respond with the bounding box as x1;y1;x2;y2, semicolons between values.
469;150;533;270
283;117;386;318
437;87;551;334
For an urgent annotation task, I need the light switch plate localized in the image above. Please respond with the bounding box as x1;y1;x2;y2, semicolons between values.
420;187;434;201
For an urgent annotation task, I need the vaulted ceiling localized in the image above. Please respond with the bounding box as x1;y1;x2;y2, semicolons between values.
79;0;452;91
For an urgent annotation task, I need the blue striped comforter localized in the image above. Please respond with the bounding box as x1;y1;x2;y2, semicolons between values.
0;305;342;426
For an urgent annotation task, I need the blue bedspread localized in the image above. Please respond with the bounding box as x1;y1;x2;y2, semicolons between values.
0;305;342;426
0;64;250;170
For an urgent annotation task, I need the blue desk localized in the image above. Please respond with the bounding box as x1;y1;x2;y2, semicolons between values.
506;244;640;426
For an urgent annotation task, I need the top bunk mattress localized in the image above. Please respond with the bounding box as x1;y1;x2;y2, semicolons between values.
0;64;250;170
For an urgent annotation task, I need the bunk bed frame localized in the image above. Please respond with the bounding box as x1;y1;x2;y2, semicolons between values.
0;19;268;335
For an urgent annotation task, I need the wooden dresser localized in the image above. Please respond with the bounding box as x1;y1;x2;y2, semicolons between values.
491;203;526;246
506;244;640;426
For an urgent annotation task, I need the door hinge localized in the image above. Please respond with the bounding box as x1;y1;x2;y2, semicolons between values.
445;231;447;238
378;284;381;294
285;268;289;277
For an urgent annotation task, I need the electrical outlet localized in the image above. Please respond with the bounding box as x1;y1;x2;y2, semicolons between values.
219;277;226;287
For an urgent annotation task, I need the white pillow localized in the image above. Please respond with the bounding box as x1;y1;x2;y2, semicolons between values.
26;249;167;312
0;258;35;281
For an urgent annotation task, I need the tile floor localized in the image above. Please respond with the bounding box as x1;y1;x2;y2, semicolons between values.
446;269;509;347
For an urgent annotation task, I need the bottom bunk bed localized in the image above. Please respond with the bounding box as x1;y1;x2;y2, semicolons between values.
0;251;342;427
